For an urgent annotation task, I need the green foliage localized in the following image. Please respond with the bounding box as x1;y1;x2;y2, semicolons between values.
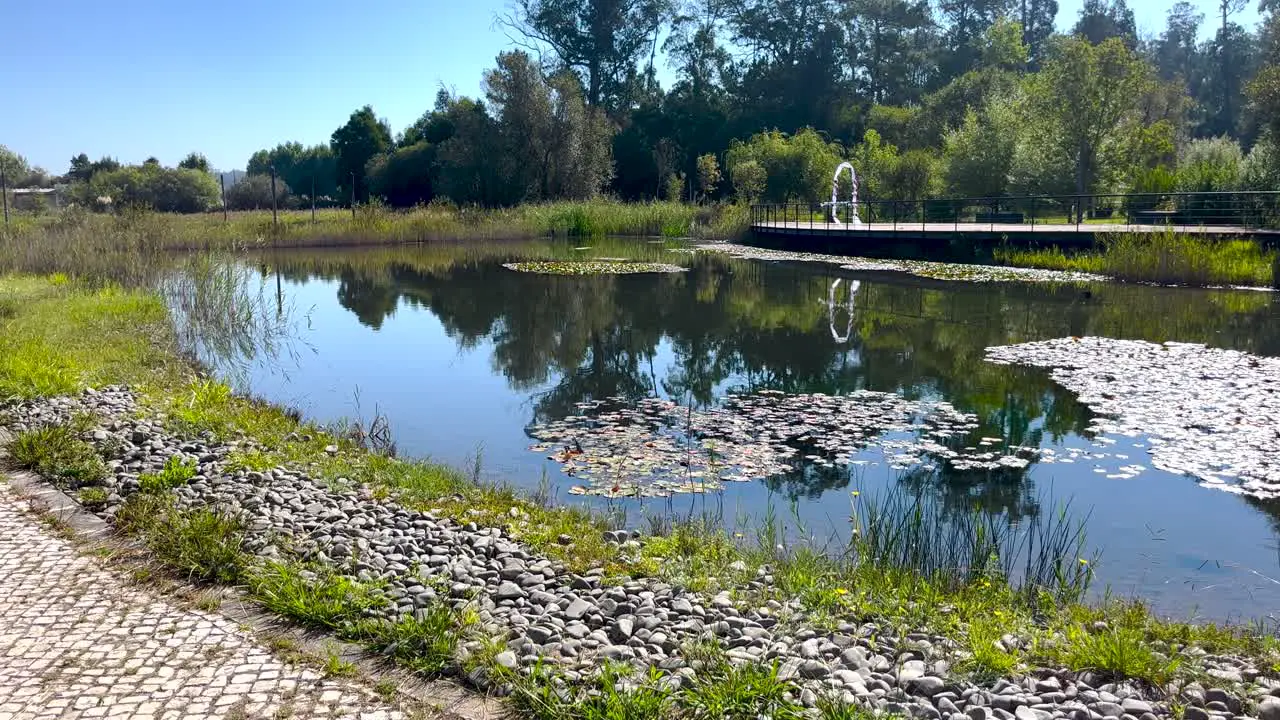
247;561;384;629
115;493;246;584
1052;621;1182;686
943;102;1019;198
11;425;108;486
695;154;721;201
177;153;211;173
348;605;470;675
1022;36;1155;194
0;337;80;399
729;160;766;203
137;455;197;493
1242;133;1280;191
0;144;31;184
998;231;1278;287
726;129;844;203
679;661;802;720
75;164;221;213
77;486;109;509
1176;136;1244;192
224;174;290;211
331;106;393;204
960;617;1020;677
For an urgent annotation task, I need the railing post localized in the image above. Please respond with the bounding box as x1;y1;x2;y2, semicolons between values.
1031;196;1037;230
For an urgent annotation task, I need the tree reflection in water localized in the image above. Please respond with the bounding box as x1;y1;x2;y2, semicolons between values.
265;245;1280;533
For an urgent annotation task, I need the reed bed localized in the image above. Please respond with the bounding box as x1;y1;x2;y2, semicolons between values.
996;230;1279;288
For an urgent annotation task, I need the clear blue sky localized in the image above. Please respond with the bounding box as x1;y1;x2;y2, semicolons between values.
1;0;1264;174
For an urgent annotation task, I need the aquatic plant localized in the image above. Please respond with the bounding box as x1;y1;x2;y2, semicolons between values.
502;260;687;275
994;230;1278;287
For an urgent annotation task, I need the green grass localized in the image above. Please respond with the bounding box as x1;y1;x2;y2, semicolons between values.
1051;620;1184;686
76;486;110;510
246;561;385;630
347;606;472;675
996;230;1279;287
113;493;247;583
137;455;197;493
10;424;108;487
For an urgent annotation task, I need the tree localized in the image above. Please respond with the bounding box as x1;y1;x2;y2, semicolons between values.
224;174;292;210
86;165;220;212
937;0;1013;77
695;153;721;201
330;106;392;204
942;101;1020;197
725;129;845;202
729;159;766;201
485;50;555;203
0;145;31;184
842;0;936;105
1072;0;1136;47
1024;36;1155;194
500;0;673;112
1176;136;1244;191
178;152;211;173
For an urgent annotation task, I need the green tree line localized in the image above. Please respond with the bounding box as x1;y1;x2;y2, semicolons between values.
16;0;1280;213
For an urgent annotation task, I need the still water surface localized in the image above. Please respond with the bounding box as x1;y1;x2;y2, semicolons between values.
226;241;1280;621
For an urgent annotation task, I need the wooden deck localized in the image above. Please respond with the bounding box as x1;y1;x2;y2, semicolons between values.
751;220;1280;243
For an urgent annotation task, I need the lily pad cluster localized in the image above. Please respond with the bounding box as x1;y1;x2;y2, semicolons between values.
986;337;1280;498
699;244;1106;284
528;390;1041;497
502;261;686;275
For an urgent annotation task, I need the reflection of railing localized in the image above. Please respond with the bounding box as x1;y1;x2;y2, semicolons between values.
828;278;859;343
752;191;1280;233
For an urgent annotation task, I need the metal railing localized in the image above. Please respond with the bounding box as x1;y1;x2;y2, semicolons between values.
750;191;1280;233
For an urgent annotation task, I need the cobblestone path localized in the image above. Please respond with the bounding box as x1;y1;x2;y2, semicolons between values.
0;480;406;720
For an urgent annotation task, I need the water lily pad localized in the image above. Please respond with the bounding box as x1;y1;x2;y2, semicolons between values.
503;261;686;275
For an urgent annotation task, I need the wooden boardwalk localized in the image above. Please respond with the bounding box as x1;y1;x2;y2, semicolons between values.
751;220;1280;243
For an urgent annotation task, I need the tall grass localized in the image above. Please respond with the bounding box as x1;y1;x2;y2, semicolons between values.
0;200;747;273
850;488;1094;602
996;230;1279;287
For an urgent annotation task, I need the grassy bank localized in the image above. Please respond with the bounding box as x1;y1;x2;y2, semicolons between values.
2;274;1279;716
995;231;1280;288
0;199;747;255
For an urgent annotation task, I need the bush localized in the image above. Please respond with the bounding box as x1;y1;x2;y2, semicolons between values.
224;174;292;211
83;165;221;213
726;129;844;203
1176;137;1244;192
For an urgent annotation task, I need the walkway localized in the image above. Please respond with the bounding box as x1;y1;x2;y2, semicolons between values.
0;479;405;720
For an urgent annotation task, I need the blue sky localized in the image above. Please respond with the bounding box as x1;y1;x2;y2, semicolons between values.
1;0;1265;174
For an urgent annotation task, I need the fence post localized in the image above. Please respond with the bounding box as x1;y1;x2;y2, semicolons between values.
311;174;316;224
350;173;357;219
1031;196;1037;231
270;167;279;234
1;167;8;227
220;174;227;222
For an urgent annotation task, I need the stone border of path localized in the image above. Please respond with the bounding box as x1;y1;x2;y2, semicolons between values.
0;427;506;720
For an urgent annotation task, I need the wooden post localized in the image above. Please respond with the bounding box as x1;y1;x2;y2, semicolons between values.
1;167;8;227
220;175;228;221
350;173;356;219
311;174;316;224
270;167;279;233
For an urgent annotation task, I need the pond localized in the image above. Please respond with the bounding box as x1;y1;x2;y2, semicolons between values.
218;239;1280;622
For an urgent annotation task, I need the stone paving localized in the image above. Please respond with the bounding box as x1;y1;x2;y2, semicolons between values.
0;480;406;720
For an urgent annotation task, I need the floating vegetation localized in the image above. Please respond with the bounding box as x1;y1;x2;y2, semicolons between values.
502;260;686;275
699;244;1106;284
986;337;1280;499
527;391;1041;497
